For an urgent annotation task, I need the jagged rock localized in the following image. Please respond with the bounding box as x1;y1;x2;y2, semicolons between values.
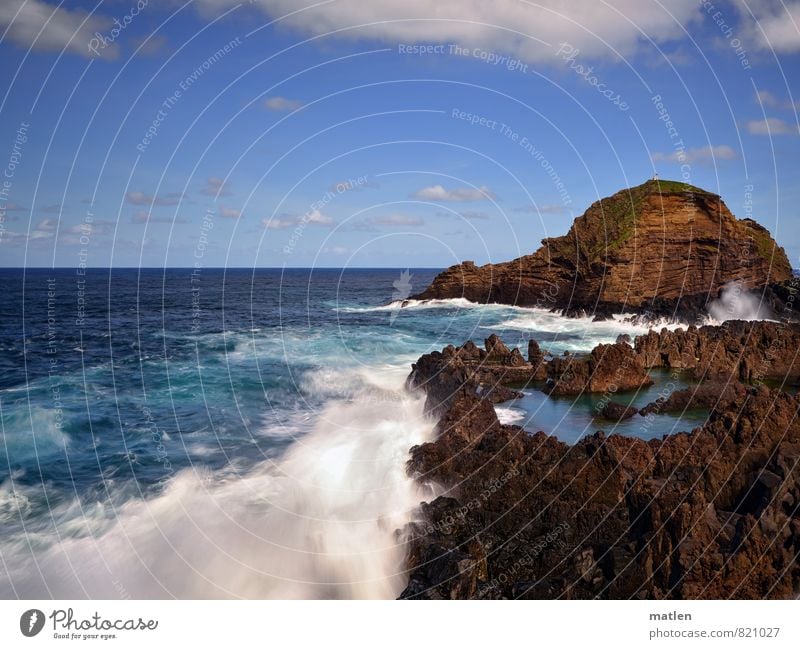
545;341;653;396
638;381;748;416
527;340;548;380
402;327;800;600
634;320;800;382
480;383;523;404
412;180;792;318
409;336;544;405
601;401;639;421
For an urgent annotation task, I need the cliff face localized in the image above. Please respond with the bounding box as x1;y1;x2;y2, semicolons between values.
414;180;793;315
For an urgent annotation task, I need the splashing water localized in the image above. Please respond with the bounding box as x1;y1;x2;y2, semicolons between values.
707;282;771;322
0;371;435;599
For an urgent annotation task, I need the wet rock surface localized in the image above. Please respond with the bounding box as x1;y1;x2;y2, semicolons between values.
401;327;800;599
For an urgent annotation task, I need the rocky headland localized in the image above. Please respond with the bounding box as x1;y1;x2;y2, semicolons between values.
412;179;796;320
401;322;800;599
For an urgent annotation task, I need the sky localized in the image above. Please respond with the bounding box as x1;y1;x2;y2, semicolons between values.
0;0;798;268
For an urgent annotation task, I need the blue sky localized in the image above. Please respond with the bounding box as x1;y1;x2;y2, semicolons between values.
0;0;798;268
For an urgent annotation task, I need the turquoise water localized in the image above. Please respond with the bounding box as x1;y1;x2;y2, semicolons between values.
495;369;709;444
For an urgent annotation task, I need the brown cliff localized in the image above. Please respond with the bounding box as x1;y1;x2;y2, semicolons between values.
413;180;793;317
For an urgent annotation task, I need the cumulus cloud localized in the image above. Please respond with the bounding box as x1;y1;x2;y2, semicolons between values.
736;1;800;53
219;206;241;219
651;144;737;163
306;209;333;225
262;217;295;230
201;0;703;64
34;218;57;232
61;219;114;239
199;177;232;197
262;209;333;229
264;96;304;111
126;191;183;206
746;117;799;135
755;89;799;111
369;214;425;226
0;0;119;59
413;184;495;202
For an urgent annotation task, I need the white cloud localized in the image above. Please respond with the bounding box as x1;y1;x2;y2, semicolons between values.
737;1;800;53
63;219;114;236
305;209;332;225
219;206;241;219
262;217;295;229
126;191;183;206
651;144;737;163
0;0;119;58
370;214;425;226
414;184;495;202
199;177;232;197
34;218;57;232
233;0;700;61
746;117;799;135
197;0;703;64
264;96;304;111
755;89;799;111
262;209;333;229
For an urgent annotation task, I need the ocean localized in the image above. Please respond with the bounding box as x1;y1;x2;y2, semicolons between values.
0;268;704;598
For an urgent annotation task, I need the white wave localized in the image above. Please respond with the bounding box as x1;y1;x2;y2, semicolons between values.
337;297;481;313
495;406;526;425
0;377;436;599
488;310;684;351
300;362;417;400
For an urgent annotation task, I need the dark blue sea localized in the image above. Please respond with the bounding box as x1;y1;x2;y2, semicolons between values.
0;268;706;598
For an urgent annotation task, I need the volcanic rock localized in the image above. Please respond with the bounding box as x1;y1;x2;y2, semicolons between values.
401;326;800;600
634;320;800;382
412;180;793;317
545;341;653;396
638;381;748;416
600;401;639;421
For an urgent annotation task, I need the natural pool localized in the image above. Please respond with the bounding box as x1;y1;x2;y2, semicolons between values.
495;369;712;443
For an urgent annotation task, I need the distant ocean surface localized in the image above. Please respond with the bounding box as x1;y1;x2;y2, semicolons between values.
0;268;703;598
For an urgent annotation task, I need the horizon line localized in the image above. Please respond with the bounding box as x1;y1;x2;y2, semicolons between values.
0;266;448;270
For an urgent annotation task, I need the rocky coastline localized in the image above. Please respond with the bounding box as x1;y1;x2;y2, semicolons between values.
400;321;800;599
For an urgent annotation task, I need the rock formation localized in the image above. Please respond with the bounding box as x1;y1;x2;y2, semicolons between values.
634;320;800;383
413;180;794;318
401;325;800;599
